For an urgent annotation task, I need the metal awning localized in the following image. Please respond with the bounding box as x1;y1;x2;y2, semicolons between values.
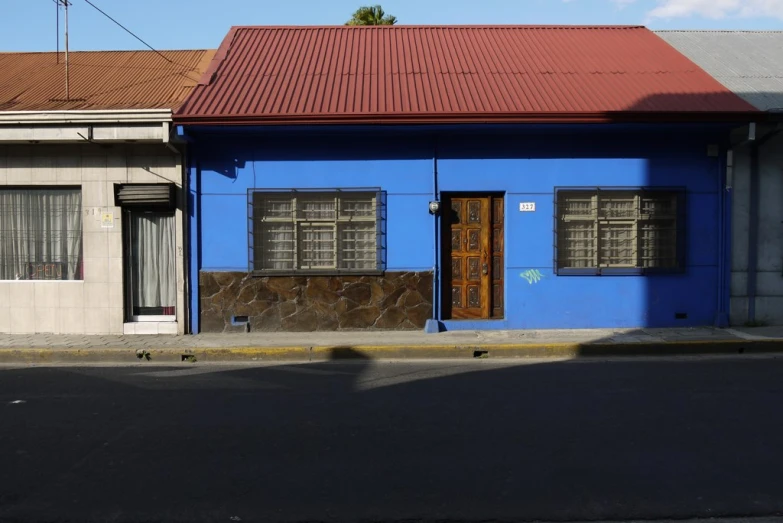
114;184;176;208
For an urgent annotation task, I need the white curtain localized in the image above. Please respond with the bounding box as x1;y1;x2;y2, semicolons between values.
341;197;374;218
300;225;334;268
562;222;594;268
300;199;335;268
641;220;676;268
600;224;634;266
131;213;175;315
300;198;335;220
600;194;636;219
340;223;376;270
260;223;294;270
0;189;82;280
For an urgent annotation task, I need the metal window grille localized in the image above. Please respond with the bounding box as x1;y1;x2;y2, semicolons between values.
555;188;685;274
0;187;83;280
248;188;386;275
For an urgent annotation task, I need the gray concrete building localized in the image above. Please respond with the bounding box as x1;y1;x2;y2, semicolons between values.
0;50;213;334
658;31;783;325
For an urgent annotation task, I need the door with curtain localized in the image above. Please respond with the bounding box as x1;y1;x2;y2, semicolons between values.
125;211;176;321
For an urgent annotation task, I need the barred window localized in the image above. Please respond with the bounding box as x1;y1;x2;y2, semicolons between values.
556;189;684;274
0;187;83;280
249;189;384;274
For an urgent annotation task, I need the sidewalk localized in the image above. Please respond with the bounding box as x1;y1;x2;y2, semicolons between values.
2;326;783;363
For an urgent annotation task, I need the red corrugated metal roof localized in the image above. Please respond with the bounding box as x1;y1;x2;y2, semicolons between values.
0;50;215;112
175;25;759;125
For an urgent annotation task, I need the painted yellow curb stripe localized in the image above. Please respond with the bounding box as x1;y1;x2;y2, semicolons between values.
0;338;781;363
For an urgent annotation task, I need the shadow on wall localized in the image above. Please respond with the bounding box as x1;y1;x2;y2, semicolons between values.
610;92;777;328
619;92;760;329
580;92;757;329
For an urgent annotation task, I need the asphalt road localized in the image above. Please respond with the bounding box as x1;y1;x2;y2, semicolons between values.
2;356;783;523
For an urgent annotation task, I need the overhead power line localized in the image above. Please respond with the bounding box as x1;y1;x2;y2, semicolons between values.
82;0;173;63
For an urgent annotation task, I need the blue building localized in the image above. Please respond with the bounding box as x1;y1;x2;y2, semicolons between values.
175;25;758;333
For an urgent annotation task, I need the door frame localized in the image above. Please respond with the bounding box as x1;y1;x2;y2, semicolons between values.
440;192;505;321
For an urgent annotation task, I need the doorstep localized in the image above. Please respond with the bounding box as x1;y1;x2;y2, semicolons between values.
123;322;178;335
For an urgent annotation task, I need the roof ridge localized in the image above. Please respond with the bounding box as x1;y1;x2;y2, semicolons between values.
655;30;783;33
0;49;212;55
230;24;647;30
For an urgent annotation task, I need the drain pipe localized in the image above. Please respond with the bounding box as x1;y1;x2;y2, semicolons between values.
433;152;439;321
747;140;760;323
425;141;441;333
715;147;730;327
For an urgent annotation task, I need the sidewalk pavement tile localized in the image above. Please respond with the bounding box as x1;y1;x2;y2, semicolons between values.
0;326;781;350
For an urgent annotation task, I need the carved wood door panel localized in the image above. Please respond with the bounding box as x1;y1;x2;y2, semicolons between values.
444;195;504;320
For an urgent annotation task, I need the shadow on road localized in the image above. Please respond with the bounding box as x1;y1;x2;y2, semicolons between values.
2;354;783;523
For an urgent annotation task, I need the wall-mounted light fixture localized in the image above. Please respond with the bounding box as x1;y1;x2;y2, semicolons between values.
428;200;441;215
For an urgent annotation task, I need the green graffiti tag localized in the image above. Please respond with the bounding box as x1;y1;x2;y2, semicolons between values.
520;269;544;284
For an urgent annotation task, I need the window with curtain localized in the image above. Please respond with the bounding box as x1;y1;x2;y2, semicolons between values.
250;190;383;274
556;188;684;274
0;188;83;280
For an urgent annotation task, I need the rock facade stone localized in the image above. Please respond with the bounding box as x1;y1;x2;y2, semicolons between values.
199;271;433;333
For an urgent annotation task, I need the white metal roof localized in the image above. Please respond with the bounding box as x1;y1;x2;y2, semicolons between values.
656;31;783;112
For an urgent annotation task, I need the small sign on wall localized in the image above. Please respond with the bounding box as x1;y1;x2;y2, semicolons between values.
519;202;536;212
101;212;115;228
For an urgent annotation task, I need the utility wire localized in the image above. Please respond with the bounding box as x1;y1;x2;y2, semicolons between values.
71;0;206;84
82;0;173;63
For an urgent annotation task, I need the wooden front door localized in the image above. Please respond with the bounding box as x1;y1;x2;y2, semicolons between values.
444;195;504;319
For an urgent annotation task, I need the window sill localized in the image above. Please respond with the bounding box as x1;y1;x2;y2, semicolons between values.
556;267;686;276
0;279;84;283
132;315;176;322
251;270;385;277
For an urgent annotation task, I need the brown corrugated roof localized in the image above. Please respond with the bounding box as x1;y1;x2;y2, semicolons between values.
0;49;215;112
175;25;758;125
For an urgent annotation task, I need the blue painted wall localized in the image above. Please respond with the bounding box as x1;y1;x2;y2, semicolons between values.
186;125;730;331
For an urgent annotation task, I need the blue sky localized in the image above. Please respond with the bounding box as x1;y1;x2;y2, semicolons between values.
3;0;782;52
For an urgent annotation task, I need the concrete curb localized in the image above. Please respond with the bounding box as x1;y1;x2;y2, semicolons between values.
1;339;783;364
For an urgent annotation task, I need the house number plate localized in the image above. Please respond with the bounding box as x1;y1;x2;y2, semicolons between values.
519;202;536;212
